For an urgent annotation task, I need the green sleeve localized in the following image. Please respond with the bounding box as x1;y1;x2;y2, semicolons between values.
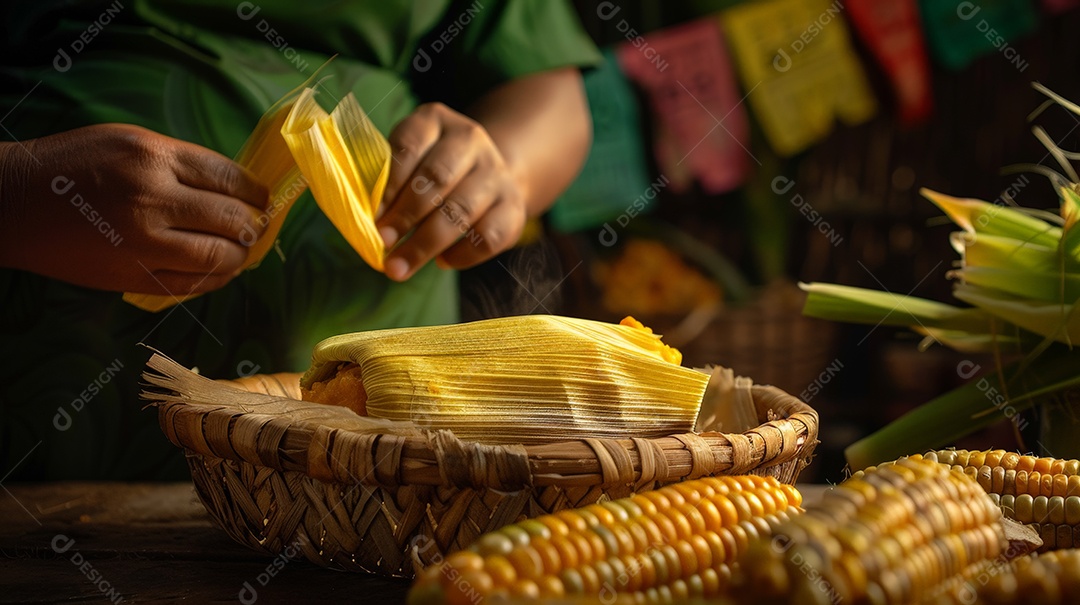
446;0;602;97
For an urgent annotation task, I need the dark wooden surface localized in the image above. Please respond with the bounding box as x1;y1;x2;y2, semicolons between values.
0;482;411;604
0;482;829;604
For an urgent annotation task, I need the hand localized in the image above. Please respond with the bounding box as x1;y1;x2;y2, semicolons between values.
376;102;527;281
0;124;269;295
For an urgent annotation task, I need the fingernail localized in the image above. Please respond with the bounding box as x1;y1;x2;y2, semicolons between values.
375;202;388;221
379;226;398;248
386;257;409;281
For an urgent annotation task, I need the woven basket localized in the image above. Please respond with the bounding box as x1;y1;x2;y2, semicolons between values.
657;303;838;398
146;353;818;578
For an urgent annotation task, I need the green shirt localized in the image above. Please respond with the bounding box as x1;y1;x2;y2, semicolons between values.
0;0;600;479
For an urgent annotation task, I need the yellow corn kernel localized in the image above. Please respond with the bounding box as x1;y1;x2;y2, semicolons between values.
407;475;801;605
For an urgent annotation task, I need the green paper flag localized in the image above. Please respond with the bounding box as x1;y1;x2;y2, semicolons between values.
549;48;653;233
919;0;1038;71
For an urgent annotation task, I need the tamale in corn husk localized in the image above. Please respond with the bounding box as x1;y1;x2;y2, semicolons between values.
300;315;710;444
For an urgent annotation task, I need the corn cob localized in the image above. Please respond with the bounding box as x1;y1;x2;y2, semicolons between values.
921;449;1080;551
927;549;1080;605
732;457;1024;605
301;315;710;444
406;475;801;605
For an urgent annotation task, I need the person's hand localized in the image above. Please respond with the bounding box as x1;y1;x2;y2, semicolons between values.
376;102;527;281
0;123;269;295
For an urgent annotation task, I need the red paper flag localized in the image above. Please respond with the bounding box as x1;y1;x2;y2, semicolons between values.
847;0;934;125
617;20;751;194
1043;0;1080;13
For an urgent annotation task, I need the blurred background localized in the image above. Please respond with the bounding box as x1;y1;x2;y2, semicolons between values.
516;1;1080;482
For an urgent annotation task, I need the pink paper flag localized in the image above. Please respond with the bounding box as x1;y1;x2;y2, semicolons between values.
617;20;751;194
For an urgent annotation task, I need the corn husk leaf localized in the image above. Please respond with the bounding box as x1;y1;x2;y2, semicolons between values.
954;232;1058;273
281;89;388;272
952;283;1080;346
950;266;1080;304
912;326;1023;354
300;315;709;444
800;282;995;333
1059;186;1080;270
921;188;1062;247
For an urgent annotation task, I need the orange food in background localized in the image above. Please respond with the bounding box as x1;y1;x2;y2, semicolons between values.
593;239;722;316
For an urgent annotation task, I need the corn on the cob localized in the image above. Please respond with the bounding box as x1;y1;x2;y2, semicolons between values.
301;315;710;444
406;475;801;605
921;449;1080;551
927;549;1080;605
732;457;1022;605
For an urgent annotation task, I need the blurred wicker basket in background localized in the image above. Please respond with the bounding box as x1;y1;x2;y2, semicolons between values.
145;353;818;578
655;291;838;398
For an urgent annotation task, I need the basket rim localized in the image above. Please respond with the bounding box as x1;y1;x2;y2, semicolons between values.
155;389;816;493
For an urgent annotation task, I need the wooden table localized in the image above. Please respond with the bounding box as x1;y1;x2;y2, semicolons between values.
0;482;410;604
1;482;829;604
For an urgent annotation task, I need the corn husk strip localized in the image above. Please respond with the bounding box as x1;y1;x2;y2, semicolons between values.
300;315;709;444
281;89;388;272
124;69;328;312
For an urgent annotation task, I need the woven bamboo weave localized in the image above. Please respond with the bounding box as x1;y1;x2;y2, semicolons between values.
145;353;818;577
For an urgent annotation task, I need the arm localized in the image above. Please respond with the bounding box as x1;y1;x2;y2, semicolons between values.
375;67;591;282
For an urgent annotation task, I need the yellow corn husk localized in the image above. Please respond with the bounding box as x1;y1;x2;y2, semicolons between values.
300;315;710;444
281;88;389;272
733;457;1038;605
923;449;1080;552
929;549;1080;605
407;475;802;605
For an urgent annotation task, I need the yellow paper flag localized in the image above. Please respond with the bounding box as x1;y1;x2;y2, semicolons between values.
721;0;877;156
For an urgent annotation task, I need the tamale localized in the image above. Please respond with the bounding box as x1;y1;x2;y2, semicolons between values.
300;315;710;444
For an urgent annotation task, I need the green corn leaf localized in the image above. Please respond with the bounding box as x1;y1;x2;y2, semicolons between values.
800;282;994;333
952;283;1080;345
845;348;1080;470
1059;186;1080;269
913;326;1023;353
922;188;1062;248
955;232;1058;273
952;266;1080;304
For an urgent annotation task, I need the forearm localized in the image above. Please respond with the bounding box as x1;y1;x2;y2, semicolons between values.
0;140;35;270
468;67;592;218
